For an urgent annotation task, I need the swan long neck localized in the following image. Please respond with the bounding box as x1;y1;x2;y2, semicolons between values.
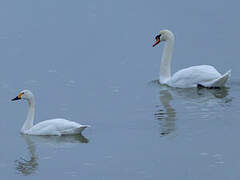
21;98;35;133
160;37;174;84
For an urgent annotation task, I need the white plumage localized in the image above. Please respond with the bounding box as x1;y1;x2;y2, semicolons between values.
12;90;90;136
24;119;89;136
153;30;231;88
168;65;231;88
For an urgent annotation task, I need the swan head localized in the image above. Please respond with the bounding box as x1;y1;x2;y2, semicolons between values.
153;29;175;47
11;90;34;101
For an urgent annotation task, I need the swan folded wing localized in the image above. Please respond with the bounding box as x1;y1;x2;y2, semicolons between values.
169;65;222;88
198;70;231;87
25;119;86;136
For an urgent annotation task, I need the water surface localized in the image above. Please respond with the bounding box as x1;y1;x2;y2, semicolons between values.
0;0;240;179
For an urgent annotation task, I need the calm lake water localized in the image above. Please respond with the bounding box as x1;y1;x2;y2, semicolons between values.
0;0;240;179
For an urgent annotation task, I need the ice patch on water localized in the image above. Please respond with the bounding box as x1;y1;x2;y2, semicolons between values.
42;156;52;160
65;80;76;87
215;161;224;164
24;80;39;86
48;69;57;73
213;153;222;158
64;171;78;176
110;86;120;94
104;155;113;159
84;162;95;166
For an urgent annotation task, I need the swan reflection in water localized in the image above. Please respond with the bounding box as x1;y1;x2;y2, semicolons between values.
155;89;176;136
15;134;89;175
15;135;38;176
153;81;231;136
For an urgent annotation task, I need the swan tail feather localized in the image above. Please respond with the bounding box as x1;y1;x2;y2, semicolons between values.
75;125;90;133
60;125;90;135
198;70;231;88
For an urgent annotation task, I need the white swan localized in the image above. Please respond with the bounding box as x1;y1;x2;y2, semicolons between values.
153;29;231;88
11;90;90;136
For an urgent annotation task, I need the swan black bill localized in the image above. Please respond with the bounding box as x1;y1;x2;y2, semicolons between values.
153;39;160;47
11;96;21;101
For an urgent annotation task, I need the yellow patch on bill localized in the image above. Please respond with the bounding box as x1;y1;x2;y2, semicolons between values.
17;93;23;99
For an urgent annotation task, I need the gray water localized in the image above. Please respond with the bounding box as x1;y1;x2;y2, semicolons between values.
0;0;240;179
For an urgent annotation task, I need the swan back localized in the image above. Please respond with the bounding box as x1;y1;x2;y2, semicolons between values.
25;119;89;136
169;65;222;88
